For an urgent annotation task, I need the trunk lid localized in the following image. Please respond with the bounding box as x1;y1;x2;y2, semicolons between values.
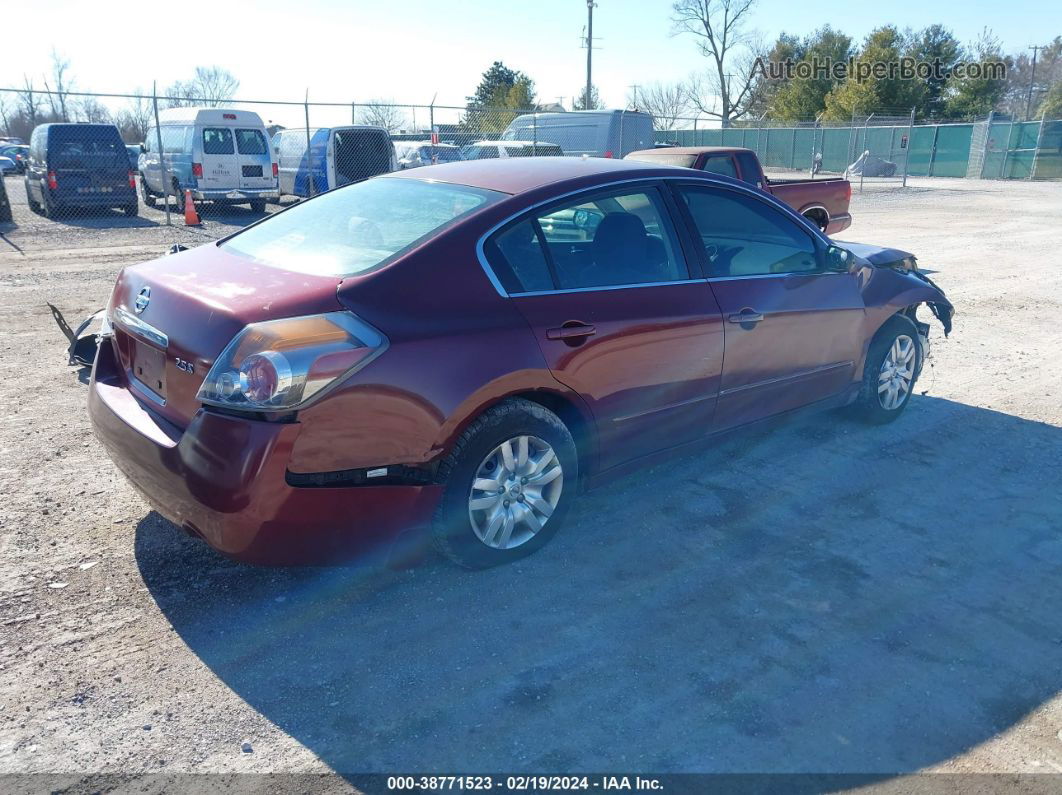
109;243;343;427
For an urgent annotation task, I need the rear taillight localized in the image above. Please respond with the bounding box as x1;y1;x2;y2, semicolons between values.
128;171;136;189
272;162;278;178
47;171;58;190
844;182;852;202
603;150;614;158
191;162;203;178
197;312;388;413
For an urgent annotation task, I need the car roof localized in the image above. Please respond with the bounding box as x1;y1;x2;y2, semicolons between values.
384;155;700;195
629;146;754;156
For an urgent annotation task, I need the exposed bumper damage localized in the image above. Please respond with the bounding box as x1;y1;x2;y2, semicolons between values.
837;240;954;336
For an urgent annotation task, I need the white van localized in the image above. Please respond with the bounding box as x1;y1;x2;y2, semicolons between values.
272;126;396;198
140;108;278;212
500;110;655;158
459;140;564;160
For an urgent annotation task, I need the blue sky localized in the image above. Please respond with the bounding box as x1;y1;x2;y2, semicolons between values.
1;0;1058;125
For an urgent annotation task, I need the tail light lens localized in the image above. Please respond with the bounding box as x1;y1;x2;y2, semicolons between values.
603;150;614;158
272;162;279;178
47;171;58;190
844;182;852;202
191;162;203;178
197;312;388;412
128;171;136;189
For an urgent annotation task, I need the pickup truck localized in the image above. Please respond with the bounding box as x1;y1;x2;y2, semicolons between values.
624;146;852;236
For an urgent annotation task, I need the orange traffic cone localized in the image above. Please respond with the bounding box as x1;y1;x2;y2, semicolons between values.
183;190;200;226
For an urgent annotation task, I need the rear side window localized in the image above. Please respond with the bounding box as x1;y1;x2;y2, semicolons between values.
486;221;554;293
203;128;234;155
488;188;689;292
701;155;737;178
235;129;267;155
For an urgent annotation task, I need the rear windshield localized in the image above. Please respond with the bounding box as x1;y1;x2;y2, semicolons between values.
203;128;235;155
222;177;503;277
235;129;267;155
625;152;697;168
48;128;126;166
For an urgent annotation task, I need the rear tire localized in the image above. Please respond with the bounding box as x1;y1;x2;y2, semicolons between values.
40;187;54;218
26;178;40;212
431;398;578;569
249;199;266;214
851;315;922;424
173;181;186;212
123;202;138;217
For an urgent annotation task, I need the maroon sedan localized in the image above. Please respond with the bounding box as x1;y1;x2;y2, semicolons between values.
89;157;953;568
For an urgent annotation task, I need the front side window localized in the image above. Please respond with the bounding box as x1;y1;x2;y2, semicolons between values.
223;176;502;277
678;186;819;277
490;188;689;291
235;129;267;155
701;155;737;178
203;127;234;155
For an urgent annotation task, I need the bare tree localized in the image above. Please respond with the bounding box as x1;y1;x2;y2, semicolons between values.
630;81;691;129
671;0;763;125
16;75;42;128
115;90;153;141
77;96;112;124
165;66;239;107
43;50;73;121
357;100;406;133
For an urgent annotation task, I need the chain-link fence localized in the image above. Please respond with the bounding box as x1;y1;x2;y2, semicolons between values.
656;109;1062;184
1;87;1060;261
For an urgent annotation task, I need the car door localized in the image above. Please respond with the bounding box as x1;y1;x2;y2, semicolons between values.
199;126;238;191
673;183;865;430
484;184;725;472
235;128;272;191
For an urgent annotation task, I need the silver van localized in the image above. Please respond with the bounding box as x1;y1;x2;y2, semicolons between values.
500;110;654;158
141;108;278;212
273;126;396;198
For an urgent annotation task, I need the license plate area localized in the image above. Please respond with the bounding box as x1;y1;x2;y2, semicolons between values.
131;340;166;401
242;165;263;177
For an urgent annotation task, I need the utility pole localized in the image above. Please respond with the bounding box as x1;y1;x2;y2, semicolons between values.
628;83;641;109
1025;45;1042;120
584;0;597;110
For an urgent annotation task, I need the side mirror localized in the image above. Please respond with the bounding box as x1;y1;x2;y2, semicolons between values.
825;245;852;272
140;143;146;153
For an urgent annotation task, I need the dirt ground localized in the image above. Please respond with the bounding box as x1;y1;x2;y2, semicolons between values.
1;173;1061;789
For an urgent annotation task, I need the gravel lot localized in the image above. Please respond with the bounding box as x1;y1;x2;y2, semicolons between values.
1;172;1061;788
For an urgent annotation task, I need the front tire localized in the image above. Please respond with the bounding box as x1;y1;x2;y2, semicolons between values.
431;398;578;569
140;175;156;207
851;316;922;424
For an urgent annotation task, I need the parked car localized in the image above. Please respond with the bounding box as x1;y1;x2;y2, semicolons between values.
0;171;10;222
0;136;25;146
501;109;654;158
24;123;138;217
89;157;952;568
0;144;30;173
125;144;142;172
625;146;852;235
394;141;462;169
460;141;564;160
0;155;16;176
846;151;898;178
141;107;278;212
273;126;395;198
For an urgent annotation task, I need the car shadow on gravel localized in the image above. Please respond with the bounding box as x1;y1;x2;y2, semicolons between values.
135;396;1062;777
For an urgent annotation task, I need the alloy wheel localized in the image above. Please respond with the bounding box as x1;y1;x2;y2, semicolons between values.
878;334;916;410
467;435;563;550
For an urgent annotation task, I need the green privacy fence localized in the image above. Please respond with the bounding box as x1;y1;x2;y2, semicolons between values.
657;118;1062;180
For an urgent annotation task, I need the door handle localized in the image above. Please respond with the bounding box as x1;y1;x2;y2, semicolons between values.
546;323;596;341
728;310;764;324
